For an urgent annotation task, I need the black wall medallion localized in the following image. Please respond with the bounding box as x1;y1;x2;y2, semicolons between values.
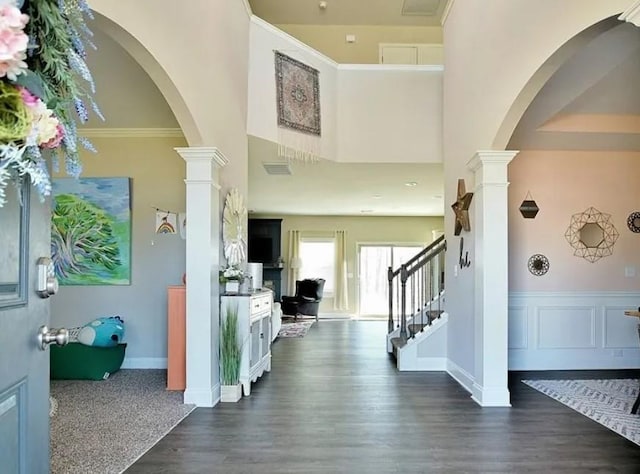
627;212;640;233
459;237;471;268
519;191;539;219
527;254;549;276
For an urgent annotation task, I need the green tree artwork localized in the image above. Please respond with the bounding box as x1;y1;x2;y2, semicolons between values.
51;178;131;285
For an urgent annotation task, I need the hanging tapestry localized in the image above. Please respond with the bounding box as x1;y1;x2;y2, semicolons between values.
275;51;321;135
275;51;321;162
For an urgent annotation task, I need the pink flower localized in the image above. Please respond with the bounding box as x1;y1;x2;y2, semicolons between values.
17;85;38;106
42;122;64;149
0;5;28;30
0;4;28;79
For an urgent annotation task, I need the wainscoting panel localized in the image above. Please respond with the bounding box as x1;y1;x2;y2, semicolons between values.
509;292;640;370
508;306;527;349
537;307;595;349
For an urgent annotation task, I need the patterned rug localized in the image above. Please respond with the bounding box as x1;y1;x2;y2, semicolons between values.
523;378;640;446
278;321;315;338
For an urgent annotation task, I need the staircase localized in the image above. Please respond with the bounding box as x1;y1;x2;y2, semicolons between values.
387;236;448;371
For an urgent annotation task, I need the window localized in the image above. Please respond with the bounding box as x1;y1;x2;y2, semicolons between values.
299;238;335;295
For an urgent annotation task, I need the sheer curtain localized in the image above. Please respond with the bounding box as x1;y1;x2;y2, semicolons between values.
334;230;349;311
287;230;301;295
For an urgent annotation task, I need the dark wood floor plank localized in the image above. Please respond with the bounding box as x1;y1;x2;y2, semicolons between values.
127;320;640;473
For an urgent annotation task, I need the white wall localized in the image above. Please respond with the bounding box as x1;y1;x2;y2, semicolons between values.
442;0;631;391
247;17;338;162
336;66;442;163
247;17;443;164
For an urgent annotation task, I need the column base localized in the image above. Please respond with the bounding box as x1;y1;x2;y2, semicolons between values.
471;382;511;407
183;384;220;407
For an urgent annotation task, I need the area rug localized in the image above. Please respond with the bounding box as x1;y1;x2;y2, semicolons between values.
278;320;315;338
50;369;195;473
523;378;640;446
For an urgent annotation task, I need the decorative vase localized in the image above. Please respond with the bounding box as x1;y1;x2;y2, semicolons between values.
220;383;242;402
225;280;239;294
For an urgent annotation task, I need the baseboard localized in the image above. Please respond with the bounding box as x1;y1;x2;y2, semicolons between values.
184;383;220;407
471;383;511;407
121;357;167;369
446;359;475;395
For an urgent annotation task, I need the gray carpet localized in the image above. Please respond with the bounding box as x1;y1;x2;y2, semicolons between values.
523;378;640;446
50;369;195;474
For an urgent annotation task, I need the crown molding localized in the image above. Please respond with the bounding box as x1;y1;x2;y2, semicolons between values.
440;0;455;27
241;0;252;18
619;1;640;27
80;128;184;138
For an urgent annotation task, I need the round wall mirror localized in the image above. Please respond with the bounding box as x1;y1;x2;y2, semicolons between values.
579;223;604;248
222;188;247;266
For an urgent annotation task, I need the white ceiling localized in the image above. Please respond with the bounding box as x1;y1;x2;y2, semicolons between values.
84;11;640;218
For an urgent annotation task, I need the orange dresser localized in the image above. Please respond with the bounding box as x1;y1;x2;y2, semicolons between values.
167;285;186;390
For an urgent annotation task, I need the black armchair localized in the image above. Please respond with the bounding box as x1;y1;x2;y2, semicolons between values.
281;278;325;322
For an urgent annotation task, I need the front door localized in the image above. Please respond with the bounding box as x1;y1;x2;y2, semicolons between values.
0;184;52;473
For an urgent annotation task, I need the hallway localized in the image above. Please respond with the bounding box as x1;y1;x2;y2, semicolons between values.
127;320;640;473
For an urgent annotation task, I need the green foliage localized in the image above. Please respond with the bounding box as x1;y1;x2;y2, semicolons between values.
220;304;241;386
51;194;121;279
0;81;30;142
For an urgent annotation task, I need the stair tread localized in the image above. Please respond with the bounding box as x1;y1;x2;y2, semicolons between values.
390;337;408;349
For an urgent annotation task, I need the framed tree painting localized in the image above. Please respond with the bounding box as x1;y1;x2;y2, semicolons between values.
51;177;132;285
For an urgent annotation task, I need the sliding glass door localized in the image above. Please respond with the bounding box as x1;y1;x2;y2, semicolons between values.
357;244;422;317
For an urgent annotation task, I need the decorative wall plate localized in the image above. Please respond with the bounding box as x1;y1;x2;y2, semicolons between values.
565;207;618;263
527;254;549;276
222;188;247;266
627;212;640;233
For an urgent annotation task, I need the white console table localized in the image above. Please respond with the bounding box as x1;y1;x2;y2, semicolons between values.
221;290;272;396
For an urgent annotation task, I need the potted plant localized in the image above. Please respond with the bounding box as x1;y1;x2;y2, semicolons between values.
220;302;242;402
219;264;244;294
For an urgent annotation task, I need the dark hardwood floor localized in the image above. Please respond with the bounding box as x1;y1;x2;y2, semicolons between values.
127;320;640;473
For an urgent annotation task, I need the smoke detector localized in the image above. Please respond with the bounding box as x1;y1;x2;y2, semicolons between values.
319;1;327;9
262;162;292;175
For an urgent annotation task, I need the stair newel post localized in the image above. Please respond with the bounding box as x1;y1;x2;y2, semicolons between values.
400;264;408;339
387;266;394;334
420;264;425;332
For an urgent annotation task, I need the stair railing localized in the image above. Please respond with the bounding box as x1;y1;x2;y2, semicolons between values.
388;235;446;339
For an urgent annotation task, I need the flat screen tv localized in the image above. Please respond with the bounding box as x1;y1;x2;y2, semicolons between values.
249;237;273;263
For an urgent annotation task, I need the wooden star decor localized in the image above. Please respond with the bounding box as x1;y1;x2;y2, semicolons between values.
451;178;474;236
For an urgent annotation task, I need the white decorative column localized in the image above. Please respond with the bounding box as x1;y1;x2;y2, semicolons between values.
175;147;228;407
467;150;518;407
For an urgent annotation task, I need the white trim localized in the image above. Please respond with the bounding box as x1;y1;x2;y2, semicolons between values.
80;128;183;138
440;0;455;26
510;290;640;298
250;16;338;68
121;357;167;369
241;0;252;18
619;1;640;27
338;64;443;72
175;147;229;167
445;359;475;394
183;384;220;407
471;383;511;407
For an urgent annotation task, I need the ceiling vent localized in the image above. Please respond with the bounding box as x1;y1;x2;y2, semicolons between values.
401;0;440;16
262;162;292;175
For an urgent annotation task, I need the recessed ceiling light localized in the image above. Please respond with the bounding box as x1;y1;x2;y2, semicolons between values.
372;194;382;199
360;209;374;213
405;181;418;187
433;195;442;199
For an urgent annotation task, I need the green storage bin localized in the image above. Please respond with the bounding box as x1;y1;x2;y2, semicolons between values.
50;342;127;380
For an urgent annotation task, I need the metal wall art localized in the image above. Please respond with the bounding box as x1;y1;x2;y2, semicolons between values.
565;206;618;263
519;191;539;219
459;237;470;268
627;212;640;233
451;178;473;236
527;254;549;276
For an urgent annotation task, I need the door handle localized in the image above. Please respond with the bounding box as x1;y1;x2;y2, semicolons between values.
37;325;69;351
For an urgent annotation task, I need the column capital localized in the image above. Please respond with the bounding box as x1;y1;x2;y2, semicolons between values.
467;150;518;173
620;1;640;27
175;146;229;167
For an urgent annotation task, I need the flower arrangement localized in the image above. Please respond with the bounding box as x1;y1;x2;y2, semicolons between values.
0;0;101;207
219;264;245;283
